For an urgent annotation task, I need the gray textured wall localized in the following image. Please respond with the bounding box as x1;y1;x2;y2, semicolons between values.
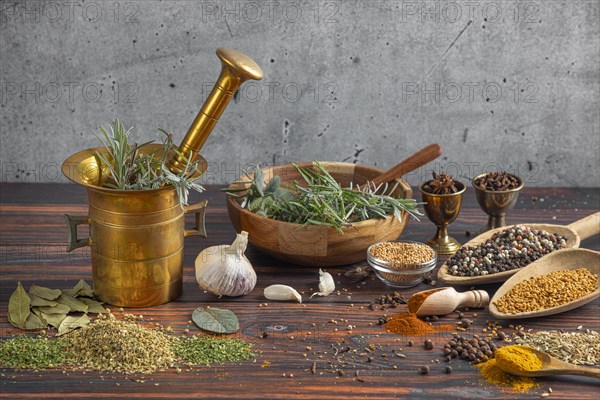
1;0;599;187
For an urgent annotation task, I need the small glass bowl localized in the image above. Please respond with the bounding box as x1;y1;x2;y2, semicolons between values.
367;240;437;288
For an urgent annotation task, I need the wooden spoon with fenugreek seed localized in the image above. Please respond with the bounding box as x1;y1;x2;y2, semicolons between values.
489;248;599;320
497;346;600;379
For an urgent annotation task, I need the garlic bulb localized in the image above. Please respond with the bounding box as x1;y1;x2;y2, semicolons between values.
310;269;335;298
264;284;302;303
195;231;256;297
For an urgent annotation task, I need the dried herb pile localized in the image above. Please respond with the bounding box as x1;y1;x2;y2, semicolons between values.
66;313;176;374
173;335;254;366
1;313;255;374
226;161;421;232
0;336;72;369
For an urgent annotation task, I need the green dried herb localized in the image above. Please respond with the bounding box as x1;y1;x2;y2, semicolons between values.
225;161;422;232
172;335;254;366
40;312;67;329
8;282;30;329
192;307;239;334
0;336;72;369
38;304;70;315
29;285;61;300
79;298;107;314
27;294;58;307
23;313;47;330
58;315;91;336
56;294;88;313
62;280;94;298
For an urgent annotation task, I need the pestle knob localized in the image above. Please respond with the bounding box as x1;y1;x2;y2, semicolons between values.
408;287;490;316
169;48;264;173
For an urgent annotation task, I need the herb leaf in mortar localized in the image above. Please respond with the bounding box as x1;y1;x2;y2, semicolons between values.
8;282;30;329
192;307;239;334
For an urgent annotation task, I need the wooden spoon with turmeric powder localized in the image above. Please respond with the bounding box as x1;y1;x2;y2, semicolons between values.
496;345;600;379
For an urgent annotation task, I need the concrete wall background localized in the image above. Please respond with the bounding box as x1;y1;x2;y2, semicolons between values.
1;0;598;187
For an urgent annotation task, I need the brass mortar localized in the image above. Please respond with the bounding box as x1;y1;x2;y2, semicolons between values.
62;48;263;307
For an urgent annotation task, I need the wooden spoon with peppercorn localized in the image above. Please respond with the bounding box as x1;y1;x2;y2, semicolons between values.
438;212;600;285
488;248;599;320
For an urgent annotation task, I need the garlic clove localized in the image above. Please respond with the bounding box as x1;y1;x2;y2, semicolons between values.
264;284;302;303
195;231;257;297
310;269;335;299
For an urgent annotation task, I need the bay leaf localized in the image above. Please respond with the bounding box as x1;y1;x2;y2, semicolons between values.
62;280;93;298
38;304;70;315
41;312;68;329
79;298;107;314
58;314;90;336
29;284;61;301
28;293;58;307
23;313;47;330
56;294;88;313
8;282;31;329
192;307;239;334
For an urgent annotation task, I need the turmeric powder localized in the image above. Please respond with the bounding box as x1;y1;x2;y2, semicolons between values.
477;358;538;392
494;345;543;374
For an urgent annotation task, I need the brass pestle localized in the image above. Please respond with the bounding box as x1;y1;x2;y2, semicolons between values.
169;48;264;172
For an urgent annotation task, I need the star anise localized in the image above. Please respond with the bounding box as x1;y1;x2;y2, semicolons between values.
422;172;458;194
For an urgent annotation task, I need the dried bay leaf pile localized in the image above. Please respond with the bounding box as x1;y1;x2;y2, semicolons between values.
7;280;106;335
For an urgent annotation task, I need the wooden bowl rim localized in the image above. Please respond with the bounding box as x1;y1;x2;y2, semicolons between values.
225;162;413;232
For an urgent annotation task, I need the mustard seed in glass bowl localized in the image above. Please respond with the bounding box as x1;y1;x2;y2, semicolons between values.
367;241;437;288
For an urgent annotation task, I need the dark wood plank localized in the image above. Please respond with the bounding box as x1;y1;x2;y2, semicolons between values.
1;183;599;399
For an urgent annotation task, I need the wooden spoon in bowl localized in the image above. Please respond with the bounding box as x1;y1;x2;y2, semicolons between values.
371;143;441;187
489;248;600;319
437;212;600;285
497;346;600;379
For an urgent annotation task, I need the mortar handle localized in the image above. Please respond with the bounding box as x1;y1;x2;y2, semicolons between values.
170;48;264;173
568;212;600;241
64;214;91;252
184;199;208;238
371;144;442;187
457;290;490;309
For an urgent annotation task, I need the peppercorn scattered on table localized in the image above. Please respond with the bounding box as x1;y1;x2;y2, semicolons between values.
1;183;599;399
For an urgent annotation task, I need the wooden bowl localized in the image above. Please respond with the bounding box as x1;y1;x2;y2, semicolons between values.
225;162;413;266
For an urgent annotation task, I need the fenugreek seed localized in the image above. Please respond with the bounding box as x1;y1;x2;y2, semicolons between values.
494;269;598;314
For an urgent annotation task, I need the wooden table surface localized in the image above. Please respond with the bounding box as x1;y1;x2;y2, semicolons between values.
1;183;599;399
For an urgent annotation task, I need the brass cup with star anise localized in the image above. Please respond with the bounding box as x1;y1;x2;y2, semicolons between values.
419;180;466;255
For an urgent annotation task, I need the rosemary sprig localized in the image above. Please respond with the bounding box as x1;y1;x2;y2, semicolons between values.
92;119;204;207
225;161;422;232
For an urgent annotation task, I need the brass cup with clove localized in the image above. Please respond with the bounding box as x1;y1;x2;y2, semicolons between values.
472;173;524;231
419;181;466;255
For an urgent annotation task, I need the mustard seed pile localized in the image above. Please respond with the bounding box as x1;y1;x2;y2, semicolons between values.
447;225;567;277
494;268;598;314
370;242;435;264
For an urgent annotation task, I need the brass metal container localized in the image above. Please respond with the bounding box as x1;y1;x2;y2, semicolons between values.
472;173;524;231
419;181;466;255
62;145;208;307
